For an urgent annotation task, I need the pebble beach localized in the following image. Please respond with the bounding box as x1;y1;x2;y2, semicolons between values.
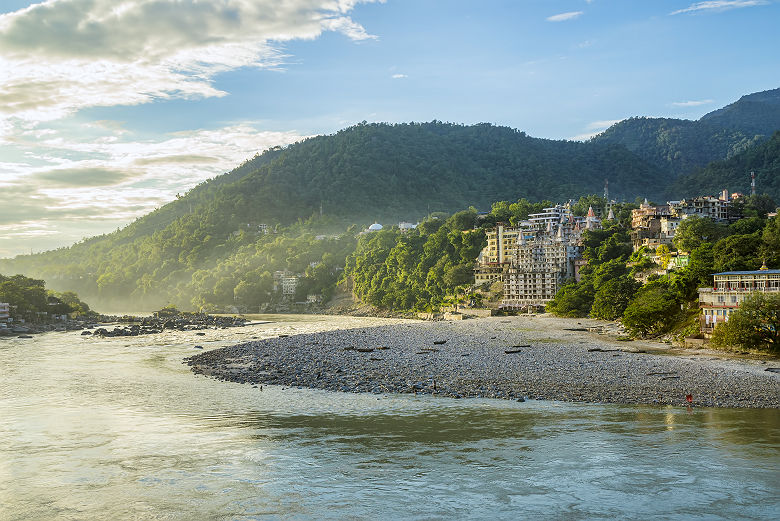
186;315;780;408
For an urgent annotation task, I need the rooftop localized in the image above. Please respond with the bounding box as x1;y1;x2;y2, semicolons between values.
715;269;780;275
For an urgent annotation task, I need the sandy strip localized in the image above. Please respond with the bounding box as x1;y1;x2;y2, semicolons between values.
186;315;780;408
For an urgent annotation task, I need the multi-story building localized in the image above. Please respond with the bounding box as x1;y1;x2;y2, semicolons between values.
527;205;573;230
698;266;780;335
474;223;520;285
281;276;299;297
0;302;9;322
631;200;671;229
474;205;599;302
501;220;586;309
630;200;678;251
669;192;735;223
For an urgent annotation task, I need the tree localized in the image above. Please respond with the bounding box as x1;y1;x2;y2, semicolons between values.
622;280;682;337
761;216;780;267
655;244;672;270
591;276;641;320
673;216;727;253
712;233;763;273
710;293;780;352
546;281;595;317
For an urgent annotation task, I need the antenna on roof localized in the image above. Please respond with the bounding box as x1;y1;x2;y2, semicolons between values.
751;171;756;196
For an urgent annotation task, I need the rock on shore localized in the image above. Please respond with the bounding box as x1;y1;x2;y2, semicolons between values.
185;317;780;408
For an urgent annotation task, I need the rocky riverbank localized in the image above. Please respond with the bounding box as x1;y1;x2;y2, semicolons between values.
84;313;248;337
186;315;780;408
2;311;248;338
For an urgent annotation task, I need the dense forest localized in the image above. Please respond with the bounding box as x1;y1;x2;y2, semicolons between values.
592;87;780;176
0;121;674;309
671;131;780;202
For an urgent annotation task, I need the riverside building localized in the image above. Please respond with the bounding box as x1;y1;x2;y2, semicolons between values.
474;205;602;309
698;265;780;336
499;206;599;310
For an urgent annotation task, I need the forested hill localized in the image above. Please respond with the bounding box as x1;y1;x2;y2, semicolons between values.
194;121;669;226
0;121;670;309
591;87;780;177
700;88;780;136
671;131;780;202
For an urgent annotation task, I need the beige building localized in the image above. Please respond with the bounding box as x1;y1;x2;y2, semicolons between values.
474;224;520;285
0;302;9;321
698;267;780;335
474;205;597;302
501;223;584;309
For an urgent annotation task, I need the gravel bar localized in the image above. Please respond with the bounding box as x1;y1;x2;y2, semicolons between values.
185;316;780;408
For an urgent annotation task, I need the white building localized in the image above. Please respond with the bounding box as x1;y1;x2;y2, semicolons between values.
281;276;299;297
0;302;9;321
698;267;780;335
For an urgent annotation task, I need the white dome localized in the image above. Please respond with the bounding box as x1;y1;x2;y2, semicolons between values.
368;223;383;231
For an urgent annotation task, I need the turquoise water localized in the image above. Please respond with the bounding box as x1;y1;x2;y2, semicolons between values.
1;315;778;520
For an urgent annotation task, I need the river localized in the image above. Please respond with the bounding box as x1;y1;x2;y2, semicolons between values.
1;314;778;520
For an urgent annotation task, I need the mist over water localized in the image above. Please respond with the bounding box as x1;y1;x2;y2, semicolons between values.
1;315;778;520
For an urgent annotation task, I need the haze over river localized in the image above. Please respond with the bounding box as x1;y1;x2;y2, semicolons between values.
1;314;778;520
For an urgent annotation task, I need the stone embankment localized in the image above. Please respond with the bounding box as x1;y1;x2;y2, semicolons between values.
186;316;780;408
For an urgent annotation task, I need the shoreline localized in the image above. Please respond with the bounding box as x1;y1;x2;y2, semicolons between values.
186;315;780;409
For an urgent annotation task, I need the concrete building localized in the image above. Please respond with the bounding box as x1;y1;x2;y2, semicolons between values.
630;201;678;251
474;223;520;285
669;193;735;223
281;276;299;297
474;206;597;297
698;267;780;336
527;205;573;230
501;221;584;310
0;302;9;321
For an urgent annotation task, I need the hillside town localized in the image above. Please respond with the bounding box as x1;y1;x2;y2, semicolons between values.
472;187;778;338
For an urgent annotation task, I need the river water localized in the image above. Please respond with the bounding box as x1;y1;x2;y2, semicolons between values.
1;314;778;520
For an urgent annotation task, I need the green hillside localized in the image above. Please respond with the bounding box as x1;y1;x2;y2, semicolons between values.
200;121;669;225
592;88;780;177
671;131;780;203
700;88;780;136
0;121;671;309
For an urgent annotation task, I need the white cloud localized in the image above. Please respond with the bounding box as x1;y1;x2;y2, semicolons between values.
569;132;600;141
0;121;307;256
570;119;622;141
670;1;768;15
586;119;622;130
0;0;381;126
546;11;583;22
0;0;382;256
391;73;408;79
671;99;714;107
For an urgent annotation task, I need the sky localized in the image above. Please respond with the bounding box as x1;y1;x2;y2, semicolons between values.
1;0;779;258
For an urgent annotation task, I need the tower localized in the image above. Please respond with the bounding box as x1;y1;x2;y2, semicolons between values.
751;171;756;196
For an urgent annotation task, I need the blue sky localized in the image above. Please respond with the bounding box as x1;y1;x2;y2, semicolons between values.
1;0;779;257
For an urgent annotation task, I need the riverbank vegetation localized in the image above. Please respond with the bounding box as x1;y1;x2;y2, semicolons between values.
0;273;92;322
546;199;779;352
